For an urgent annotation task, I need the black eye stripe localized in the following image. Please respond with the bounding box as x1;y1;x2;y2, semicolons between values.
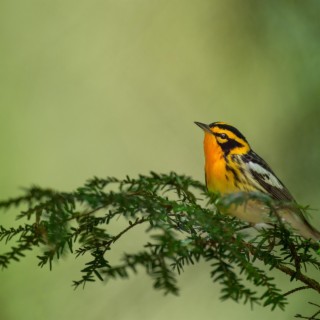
216;138;244;156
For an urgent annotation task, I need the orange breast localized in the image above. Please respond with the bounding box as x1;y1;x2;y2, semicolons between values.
203;133;238;194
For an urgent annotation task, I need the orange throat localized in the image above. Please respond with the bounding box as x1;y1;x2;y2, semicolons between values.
203;133;238;194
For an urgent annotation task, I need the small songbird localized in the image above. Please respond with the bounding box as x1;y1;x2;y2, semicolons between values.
195;121;320;241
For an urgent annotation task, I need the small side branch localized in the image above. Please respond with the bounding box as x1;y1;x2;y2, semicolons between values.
283;286;310;297
111;217;148;244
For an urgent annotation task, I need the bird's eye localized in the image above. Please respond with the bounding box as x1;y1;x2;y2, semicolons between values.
220;133;228;139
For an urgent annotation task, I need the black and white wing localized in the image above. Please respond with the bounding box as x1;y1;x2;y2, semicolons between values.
242;151;294;202
242;151;320;241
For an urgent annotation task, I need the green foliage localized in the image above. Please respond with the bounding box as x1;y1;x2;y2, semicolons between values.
0;172;319;312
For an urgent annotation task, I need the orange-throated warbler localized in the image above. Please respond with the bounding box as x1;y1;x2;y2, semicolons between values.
195;121;320;242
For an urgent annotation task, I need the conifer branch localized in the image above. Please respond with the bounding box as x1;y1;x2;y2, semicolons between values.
0;172;319;312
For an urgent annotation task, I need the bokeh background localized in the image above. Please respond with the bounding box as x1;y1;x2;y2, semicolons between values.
1;1;320;319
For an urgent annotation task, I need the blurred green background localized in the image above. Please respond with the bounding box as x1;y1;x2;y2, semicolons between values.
1;1;320;319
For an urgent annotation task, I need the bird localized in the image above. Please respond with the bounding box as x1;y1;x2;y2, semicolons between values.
195;121;320;242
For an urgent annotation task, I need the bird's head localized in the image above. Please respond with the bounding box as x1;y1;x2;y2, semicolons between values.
195;121;251;157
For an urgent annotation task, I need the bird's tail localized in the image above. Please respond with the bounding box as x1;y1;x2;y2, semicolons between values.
284;210;320;242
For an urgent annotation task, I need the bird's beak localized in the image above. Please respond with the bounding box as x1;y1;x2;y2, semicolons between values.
194;122;213;134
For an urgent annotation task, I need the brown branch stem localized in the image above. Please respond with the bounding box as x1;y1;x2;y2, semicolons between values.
245;242;320;294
